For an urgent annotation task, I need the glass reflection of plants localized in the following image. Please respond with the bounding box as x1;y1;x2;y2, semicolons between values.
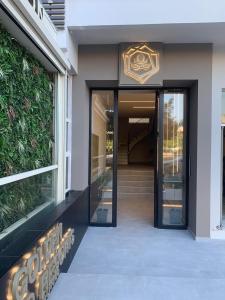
0;25;54;233
163;95;184;180
0;172;53;233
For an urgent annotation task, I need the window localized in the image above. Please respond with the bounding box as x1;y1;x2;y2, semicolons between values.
221;89;225;124
65;76;72;192
0;24;57;237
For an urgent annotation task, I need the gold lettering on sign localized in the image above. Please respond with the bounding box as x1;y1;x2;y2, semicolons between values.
7;223;75;300
122;44;160;84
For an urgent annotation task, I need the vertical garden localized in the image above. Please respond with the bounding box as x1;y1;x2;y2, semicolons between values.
0;24;55;233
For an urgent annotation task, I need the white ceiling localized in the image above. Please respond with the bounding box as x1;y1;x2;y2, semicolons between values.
119;90;156;117
70;23;225;45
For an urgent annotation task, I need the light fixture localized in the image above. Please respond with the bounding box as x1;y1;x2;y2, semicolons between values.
120;100;155;103
133;106;155;109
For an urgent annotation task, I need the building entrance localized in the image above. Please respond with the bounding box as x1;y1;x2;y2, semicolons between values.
89;89;187;229
117;90;156;227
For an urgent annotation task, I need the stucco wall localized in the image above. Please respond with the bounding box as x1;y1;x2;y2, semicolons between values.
72;45;118;191
71;43;212;238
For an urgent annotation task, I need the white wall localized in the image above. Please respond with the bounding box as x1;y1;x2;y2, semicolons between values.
57;29;78;74
67;0;225;27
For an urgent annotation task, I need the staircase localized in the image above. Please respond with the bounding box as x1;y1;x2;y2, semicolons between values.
118;145;128;165
118;166;154;199
128;128;150;153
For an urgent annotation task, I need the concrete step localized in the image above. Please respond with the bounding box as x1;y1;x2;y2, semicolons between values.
118;180;153;187
118;193;154;199
118;169;154;176
118;186;154;193
49;273;225;300
118;174;154;181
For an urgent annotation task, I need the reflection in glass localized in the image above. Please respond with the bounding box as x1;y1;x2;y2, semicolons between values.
221;89;225;124
0;170;55;234
90;91;114;224
162;93;185;225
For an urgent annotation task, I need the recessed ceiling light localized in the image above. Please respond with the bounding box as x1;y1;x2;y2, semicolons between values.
120;100;155;103
133;106;155;109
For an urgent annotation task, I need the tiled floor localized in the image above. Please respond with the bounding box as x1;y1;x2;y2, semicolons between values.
49;167;225;300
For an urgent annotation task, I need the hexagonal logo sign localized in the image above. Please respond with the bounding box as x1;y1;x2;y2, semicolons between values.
122;44;160;84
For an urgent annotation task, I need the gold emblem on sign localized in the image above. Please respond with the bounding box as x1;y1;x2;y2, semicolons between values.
123;44;160;84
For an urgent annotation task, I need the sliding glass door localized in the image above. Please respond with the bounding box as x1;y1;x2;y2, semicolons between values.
89;90;117;226
157;91;187;228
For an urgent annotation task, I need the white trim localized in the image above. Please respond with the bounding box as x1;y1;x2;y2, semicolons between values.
1;0;70;73
94;98;109;122
56;73;67;202
64;76;72;192
0;165;58;186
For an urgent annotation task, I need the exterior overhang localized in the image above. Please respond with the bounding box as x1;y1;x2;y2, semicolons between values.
68;23;225;46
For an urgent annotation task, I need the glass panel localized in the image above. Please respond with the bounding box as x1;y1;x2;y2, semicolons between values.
66;122;69;152
66;156;69;190
90;91;114;224
162;93;185;226
0;170;55;235
222;128;225;226
221;89;225;124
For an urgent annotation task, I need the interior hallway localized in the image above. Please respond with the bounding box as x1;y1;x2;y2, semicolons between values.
49;166;225;300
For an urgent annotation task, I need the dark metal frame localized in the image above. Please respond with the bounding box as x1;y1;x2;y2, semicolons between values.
157;89;188;229
89;89;118;227
89;87;189;229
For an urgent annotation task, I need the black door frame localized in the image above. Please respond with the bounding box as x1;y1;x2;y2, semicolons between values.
89;87;189;229
157;90;188;229
89;89;118;227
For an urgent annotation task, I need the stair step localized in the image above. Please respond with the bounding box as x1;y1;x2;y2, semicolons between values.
118;170;154;175
118;175;154;181
118;193;154;199
118;188;154;195
118;180;153;187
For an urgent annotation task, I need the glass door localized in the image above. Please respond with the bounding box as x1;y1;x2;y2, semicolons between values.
89;90;117;226
157;91;187;228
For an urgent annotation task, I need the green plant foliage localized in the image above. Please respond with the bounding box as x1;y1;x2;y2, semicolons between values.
0;172;53;233
0;24;54;233
0;24;54;178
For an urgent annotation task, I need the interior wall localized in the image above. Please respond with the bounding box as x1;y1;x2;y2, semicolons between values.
92;103;107;176
118;117;129;146
210;44;225;236
128;123;153;164
72;43;213;238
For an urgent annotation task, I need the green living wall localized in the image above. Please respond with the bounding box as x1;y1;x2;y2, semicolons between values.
0;24;54;233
